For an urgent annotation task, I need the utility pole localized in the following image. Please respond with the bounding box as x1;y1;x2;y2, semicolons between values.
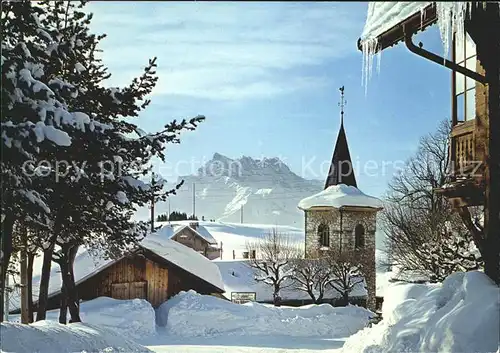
192;183;196;218
168;198;171;224
240;205;243;224
150;172;155;233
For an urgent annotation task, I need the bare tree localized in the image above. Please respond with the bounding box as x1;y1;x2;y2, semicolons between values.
291;255;333;304
383;120;483;282
247;228;300;306
324;249;365;306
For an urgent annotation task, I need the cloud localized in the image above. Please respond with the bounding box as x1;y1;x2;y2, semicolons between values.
88;2;365;100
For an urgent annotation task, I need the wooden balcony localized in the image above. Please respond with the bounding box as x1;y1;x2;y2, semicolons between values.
450;120;477;178
435;119;485;207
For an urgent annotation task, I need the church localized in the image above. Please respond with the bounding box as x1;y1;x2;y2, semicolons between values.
298;87;383;309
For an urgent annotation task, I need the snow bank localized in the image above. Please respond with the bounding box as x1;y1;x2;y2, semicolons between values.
78;297;156;340
215;260;367;302
0;321;152;353
298;184;383;210
342;271;500;353
380;281;437;321
9;297;156;341
156;290;374;339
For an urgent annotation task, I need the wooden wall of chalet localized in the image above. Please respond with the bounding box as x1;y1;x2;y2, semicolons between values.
76;255;170;307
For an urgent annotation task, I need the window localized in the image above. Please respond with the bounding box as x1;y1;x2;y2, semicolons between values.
354;224;365;249
242;251;249;259
453;32;477;122
318;223;329;247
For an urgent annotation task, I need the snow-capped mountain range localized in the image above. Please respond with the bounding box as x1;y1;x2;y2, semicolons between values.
136;153;323;227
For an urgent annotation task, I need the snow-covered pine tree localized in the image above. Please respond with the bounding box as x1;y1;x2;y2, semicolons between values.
1;0;90;321
22;0;203;322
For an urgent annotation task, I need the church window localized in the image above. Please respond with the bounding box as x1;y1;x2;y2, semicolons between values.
318;223;330;247
354;224;365;249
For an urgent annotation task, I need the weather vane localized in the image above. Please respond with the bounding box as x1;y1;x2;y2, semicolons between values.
338;86;347;125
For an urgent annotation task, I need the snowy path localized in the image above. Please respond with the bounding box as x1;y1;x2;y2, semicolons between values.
144;335;346;352
147;345;343;353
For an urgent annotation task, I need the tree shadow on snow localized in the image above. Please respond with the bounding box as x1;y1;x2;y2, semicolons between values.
143;334;346;351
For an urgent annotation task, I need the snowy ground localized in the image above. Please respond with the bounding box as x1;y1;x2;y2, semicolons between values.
8;296;157;341
158;220;305;260
0;321;152;353
3;291;374;353
143;290;373;352
7;272;497;353
146;337;347;353
342;271;500;353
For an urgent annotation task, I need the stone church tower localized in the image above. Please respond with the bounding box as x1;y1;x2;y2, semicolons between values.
298;87;382;310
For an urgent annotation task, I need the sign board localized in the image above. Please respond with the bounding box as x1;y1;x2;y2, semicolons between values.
231;292;257;304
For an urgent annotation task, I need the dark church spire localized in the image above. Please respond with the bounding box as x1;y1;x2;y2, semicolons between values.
324;86;357;189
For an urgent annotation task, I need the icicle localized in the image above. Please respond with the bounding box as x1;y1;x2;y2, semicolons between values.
361;38;379;96
376;49;382;75
435;2;480;63
360;1;500;95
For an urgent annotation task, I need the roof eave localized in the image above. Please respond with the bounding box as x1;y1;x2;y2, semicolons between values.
357;4;437;53
300;205;382;212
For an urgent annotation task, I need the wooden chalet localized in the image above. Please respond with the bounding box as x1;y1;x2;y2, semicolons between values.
170;222;221;260
22;237;225;313
358;2;500;283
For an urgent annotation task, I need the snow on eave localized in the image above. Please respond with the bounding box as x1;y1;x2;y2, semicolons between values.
359;2;434;49
359;2;497;89
161;222;218;245
297;184;383;211
187;226;218;245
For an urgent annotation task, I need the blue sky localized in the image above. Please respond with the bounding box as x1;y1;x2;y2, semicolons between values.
88;1;451;199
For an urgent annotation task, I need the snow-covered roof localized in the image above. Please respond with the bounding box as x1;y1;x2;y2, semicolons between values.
297;184;383;211
360;2;432;44
156;222;218;245
214;260;367;302
192;225;218;244
359;2;498;88
140;231;224;290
